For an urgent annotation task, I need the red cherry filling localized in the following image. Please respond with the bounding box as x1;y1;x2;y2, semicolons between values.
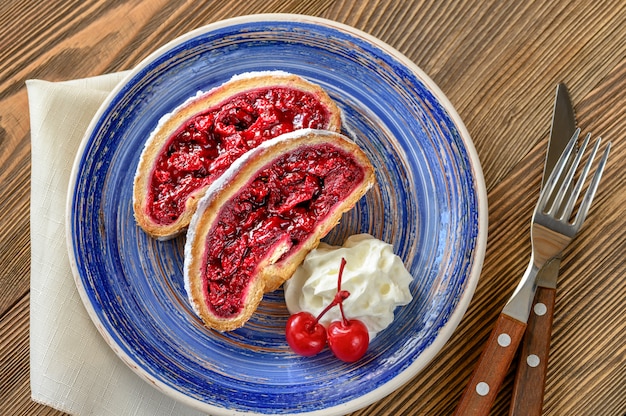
148;87;332;225
202;145;365;318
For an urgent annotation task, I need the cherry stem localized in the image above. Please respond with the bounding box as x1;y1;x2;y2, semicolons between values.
336;257;351;326
314;257;349;323
338;302;349;326
337;257;346;290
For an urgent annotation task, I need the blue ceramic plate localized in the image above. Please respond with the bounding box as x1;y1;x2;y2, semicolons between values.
67;14;487;415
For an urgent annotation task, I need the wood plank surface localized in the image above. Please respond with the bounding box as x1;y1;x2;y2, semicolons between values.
1;0;624;415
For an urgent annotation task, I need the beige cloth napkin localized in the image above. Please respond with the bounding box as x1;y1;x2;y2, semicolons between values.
27;73;205;416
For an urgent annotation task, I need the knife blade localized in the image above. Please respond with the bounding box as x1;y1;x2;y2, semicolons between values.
509;83;577;416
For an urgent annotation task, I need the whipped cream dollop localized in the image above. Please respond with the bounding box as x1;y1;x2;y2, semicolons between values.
284;234;413;339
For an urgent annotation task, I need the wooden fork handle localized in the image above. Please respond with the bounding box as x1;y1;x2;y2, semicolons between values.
509;286;556;416
454;314;526;416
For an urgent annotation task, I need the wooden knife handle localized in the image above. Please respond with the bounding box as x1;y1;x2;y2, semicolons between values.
509;286;556;416
454;314;526;416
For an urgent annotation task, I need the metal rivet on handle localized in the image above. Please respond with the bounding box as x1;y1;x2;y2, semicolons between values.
476;382;490;396
497;333;511;347
527;354;541;367
534;303;547;316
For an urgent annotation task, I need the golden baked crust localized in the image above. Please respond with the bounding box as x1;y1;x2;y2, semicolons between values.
184;129;376;331
133;72;341;240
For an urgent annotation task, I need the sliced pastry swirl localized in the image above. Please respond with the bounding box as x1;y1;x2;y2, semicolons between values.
184;129;376;331
133;71;341;240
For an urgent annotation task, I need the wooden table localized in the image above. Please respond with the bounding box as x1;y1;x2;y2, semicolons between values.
2;1;624;415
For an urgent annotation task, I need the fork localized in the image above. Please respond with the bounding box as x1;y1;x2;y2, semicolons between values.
454;129;611;415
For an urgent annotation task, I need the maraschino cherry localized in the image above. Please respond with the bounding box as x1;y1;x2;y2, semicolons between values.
285;258;370;362
284;311;327;357
327;261;369;362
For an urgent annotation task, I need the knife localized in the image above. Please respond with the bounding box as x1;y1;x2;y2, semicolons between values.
509;83;577;415
453;84;576;416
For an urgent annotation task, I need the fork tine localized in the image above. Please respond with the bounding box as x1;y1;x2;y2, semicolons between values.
560;135;599;220
572;141;611;229
538;128;580;211
548;132;590;216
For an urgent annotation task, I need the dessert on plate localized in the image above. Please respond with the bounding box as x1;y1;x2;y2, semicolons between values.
184;129;375;331
133;71;341;240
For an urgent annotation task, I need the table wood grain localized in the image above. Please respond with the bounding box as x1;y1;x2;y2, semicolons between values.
1;1;624;415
